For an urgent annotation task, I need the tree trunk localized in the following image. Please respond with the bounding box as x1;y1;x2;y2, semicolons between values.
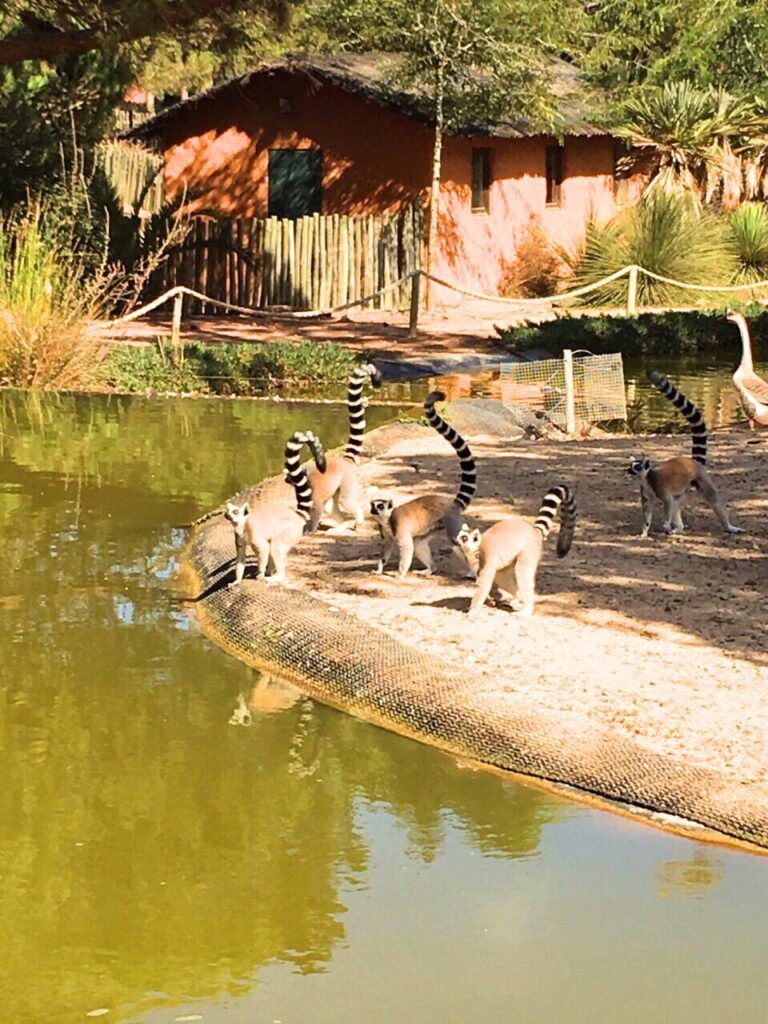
425;65;445;311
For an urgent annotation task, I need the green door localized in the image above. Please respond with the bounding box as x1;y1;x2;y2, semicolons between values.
268;149;323;218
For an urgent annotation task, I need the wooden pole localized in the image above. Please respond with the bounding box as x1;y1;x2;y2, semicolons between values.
171;289;183;364
563;348;576;436
408;270;421;338
626;264;639;317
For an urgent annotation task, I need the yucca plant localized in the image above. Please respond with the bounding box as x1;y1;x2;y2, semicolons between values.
614;82;768;207
569;192;737;307
729;202;768;284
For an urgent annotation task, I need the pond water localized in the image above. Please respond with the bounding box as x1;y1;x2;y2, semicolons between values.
2;390;767;1024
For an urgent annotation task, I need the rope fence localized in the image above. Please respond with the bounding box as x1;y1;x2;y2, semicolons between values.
104;264;768;345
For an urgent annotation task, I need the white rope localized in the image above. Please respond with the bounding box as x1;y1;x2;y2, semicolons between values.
102;263;768;329
421;266;633;304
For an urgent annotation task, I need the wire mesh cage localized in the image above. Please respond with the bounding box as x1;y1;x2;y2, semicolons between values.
499;351;626;432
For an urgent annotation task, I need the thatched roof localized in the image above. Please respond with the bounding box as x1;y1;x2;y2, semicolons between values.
124;52;610;143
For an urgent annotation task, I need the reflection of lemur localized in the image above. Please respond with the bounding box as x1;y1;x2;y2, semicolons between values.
457;485;576;618
225;430;326;586
370;390;476;577
307;363;382;530
627;372;744;537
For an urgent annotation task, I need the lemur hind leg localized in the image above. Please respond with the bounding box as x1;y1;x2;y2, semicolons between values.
512;547;540;617
337;476;365;529
265;538;288;583
661;494;683;535
493;566;518;606
697;471;745;534
396;531;415;578
413;537;433;575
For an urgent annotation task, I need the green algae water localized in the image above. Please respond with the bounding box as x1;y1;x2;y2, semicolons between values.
1;390;767;1024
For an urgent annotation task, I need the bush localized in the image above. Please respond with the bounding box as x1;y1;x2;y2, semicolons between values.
498;222;565;298
0;202;119;389
104;339;362;394
568;192;737;307
495;306;768;356
729;203;768;284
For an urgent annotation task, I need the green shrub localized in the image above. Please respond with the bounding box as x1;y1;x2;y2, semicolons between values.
104;339;361;394
0;202;119;390
729;203;768;284
496;306;768;356
568;192;737;307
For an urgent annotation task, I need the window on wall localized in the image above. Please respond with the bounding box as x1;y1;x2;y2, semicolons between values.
471;148;492;212
545;144;564;206
268;148;323;219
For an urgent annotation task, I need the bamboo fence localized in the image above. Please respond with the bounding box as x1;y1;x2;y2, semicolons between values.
143;200;424;313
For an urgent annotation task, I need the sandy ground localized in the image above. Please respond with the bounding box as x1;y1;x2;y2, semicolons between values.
282;422;768;792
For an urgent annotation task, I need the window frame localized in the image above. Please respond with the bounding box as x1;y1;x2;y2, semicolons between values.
267;147;323;220
471;147;492;213
545;143;564;207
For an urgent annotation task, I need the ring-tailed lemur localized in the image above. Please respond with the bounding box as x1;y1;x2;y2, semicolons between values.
627;371;744;537
370;390;477;577
225;430;327;586
457;485;576;618
307;363;382;530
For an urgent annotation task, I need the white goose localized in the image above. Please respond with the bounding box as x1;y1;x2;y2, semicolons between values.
726;309;768;428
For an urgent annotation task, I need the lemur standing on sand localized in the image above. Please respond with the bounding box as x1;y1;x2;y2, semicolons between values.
225;430;326;586
627;371;744;537
370;390;477;578
307;362;382;530
457;485;577;618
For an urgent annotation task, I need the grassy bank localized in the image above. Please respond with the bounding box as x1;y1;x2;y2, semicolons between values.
497;308;768;356
102;339;361;395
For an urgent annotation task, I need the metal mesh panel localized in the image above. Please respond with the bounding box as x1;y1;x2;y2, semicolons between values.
500;352;626;430
180;468;768;850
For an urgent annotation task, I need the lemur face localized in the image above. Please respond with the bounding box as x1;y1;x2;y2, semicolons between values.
369;497;394;521
224;501;250;527
627;457;651;478
455;523;481;554
364;363;383;388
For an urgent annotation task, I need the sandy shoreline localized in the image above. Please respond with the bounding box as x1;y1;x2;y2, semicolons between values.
280;421;768;795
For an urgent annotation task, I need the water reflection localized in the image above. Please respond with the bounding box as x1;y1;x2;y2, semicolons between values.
2;390;767;1024
0;391;562;1024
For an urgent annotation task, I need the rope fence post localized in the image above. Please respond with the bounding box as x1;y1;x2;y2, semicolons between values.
563;348;576;436
626;264;639;317
171;288;184;364
408;270;421;338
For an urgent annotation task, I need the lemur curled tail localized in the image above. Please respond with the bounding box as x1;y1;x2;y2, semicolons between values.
457;485;576;618
627;372;743;537
648;370;708;464
370;390;477;578
225;430;327;586
307;362;382;530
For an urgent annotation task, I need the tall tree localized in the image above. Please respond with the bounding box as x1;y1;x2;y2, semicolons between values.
584;0;768;96
306;0;583;302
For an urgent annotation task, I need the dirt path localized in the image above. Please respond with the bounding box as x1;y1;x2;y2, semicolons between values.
282;422;768;795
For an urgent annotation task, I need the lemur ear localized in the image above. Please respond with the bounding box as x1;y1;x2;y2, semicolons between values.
471;529;481;544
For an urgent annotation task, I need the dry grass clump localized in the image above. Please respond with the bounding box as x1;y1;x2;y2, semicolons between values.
0;203;120;390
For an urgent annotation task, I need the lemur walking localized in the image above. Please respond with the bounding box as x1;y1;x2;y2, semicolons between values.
457;485;577;618
628;371;744;537
370;390;476;577
307;363;382;530
225;431;327;586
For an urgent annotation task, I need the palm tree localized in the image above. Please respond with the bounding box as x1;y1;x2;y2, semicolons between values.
614;82;768;208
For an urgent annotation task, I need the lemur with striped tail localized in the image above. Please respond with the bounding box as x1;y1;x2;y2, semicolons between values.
370;390;477;578
457;485;577;618
307;362;382;531
225;431;327;586
628;371;744;537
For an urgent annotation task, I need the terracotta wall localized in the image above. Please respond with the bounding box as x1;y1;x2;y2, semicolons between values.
159;70;628;295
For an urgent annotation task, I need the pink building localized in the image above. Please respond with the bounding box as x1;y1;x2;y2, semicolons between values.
127;54;641;295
